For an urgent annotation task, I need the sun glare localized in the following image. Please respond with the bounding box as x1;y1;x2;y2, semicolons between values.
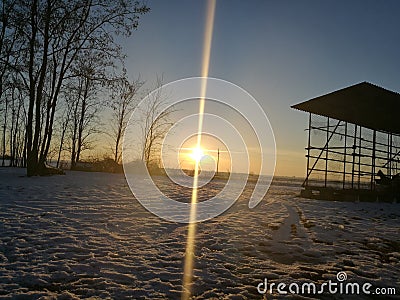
189;147;205;162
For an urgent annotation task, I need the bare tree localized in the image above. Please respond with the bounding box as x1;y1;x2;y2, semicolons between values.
7;78;26;167
0;0;23;166
68;61;105;169
140;77;175;169
54;95;72;168
109;77;142;164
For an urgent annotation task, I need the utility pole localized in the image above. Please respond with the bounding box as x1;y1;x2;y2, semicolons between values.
216;148;220;175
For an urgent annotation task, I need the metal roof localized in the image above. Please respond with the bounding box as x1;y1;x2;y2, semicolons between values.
291;82;400;134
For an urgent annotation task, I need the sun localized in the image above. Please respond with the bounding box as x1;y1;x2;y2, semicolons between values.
189;147;205;162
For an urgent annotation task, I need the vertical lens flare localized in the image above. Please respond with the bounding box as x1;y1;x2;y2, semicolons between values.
182;1;216;299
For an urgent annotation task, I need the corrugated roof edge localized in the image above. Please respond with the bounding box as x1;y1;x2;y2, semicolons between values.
290;81;400;111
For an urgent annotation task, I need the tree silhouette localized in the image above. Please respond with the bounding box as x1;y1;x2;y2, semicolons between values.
0;0;149;176
109;77;143;164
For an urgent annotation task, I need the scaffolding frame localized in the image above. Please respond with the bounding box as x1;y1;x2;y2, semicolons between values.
301;113;400;200
292;82;400;201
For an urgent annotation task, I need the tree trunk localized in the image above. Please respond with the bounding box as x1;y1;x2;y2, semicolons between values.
12;96;22;167
70;119;78;169
56;116;69;168
1;97;7;167
76;77;89;164
114;111;124;163
26;0;51;176
26;0;38;177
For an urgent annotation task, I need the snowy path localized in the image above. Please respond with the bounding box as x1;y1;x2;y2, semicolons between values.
0;168;399;299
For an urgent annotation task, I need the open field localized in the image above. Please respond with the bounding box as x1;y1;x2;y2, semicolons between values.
0;168;399;299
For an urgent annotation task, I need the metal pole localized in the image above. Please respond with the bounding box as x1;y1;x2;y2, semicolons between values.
371;130;376;191
302;120;341;187
358;127;362;190
325;117;329;187
306;113;311;187
216;148;220;176
387;133;390;177
351;125;357;189
389;133;393;178
343;122;347;189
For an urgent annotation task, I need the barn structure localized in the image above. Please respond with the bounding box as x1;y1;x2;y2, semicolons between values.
292;82;400;201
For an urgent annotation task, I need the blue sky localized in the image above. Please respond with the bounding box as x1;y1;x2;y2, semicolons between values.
120;0;400;176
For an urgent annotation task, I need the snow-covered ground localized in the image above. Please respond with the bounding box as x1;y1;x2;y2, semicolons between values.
0;167;399;299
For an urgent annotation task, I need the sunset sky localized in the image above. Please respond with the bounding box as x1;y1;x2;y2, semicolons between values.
120;0;400;176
